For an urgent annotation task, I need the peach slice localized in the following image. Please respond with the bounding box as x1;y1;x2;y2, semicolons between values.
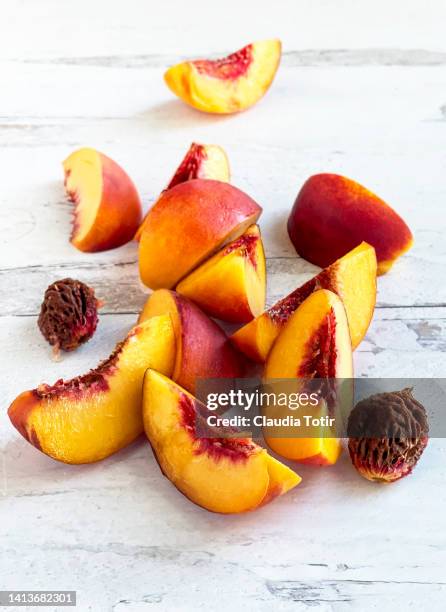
138;179;262;289
176;224;266;323
264;289;353;465
8;316;175;464
142;369;301;513
232;242;377;362
164;39;282;114
134;143;230;241
262;400;343;466
63;147;142;252
139;289;245;393
288;173;413;275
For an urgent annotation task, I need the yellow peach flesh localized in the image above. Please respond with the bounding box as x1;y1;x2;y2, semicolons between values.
8;316;175;464
143;370;301;513
63;148;102;242
164;40;281;114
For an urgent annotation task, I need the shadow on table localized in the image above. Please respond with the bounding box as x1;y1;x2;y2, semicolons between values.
135;100;235;131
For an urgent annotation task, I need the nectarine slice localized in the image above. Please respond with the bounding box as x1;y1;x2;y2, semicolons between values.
63;147;142;252
264;289;353;465
288;173;413;275
8;316;175;464
262;401;343;467
142;369;301;513
232;242;377;362
134;143;230;241
139;289;245;393
138;179;262;289
164;40;282;114
176;224;266;323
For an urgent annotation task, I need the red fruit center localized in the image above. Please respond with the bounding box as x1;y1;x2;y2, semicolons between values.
225;233;258;269
193;45;253;80
35;373;110;400
269;278;318;324
167;143;206;188
179;394;259;463
34;338;129;400
297;309;338;378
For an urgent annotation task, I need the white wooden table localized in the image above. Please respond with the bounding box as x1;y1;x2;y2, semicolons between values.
1;1;446;610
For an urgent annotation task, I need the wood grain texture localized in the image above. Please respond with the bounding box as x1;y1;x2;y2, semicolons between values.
1;1;445;610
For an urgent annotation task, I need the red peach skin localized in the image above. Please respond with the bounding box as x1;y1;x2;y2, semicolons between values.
63;148;142;252
139;289;245;393
138;179;262;289
288;173;413;275
134;143;230;241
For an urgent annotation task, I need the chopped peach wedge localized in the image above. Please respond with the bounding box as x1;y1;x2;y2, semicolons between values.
138;179;262;289
8;316;175;464
232;242;376;362
134;143;230;241
164;40;282;114
63;147;142;252
264;289;353;465
142;369;301;513
288;173;413;275
176;224;266;323
138;289;245;393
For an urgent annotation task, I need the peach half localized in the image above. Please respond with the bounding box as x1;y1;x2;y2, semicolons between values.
288;173;413;275
138;179;262;289
63;147;142;252
8;316;175;464
164;39;282;114
138;290;245;393
232;242;377;362
134;143;230;241
264;289;353;465
176;224;266;323
143;369;301;513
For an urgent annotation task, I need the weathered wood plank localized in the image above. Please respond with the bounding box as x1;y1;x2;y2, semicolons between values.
2;256;446;316
1;311;445;404
2;0;446;60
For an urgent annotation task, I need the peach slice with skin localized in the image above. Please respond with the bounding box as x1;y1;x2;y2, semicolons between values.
264;289;353;465
231;242;377;362
63;147;142;252
134;143;230;241
138;179;262;289
8;316;175;464
164;39;282;114
287;173;413;275
176;224;266;323
138;289;245;393
142;369;301;513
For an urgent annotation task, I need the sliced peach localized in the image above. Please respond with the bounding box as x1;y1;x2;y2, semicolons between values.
142;369;301;513
288;173;413;275
63;147;142;252
176;224;266;323
139;289;245;393
264;289;353;465
164;39;281;114
138;179;262;289
262;401;343;467
232;242;377;362
134;143;230;241
8;316;175;464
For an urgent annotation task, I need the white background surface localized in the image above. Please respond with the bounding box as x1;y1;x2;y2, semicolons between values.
1;1;446;610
